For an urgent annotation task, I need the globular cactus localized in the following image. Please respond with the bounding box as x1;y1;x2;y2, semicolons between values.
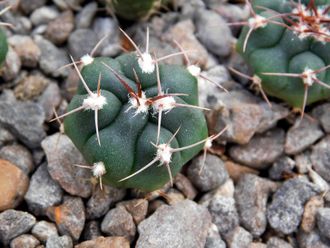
54;30;211;192
0;28;8;65
106;0;166;21
234;0;330;115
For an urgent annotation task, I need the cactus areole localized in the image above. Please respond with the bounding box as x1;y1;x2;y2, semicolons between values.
64;53;208;191
236;0;330;108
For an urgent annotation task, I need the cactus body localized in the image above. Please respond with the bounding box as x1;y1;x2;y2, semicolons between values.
0;29;8;66
237;0;330;108
63;53;208;191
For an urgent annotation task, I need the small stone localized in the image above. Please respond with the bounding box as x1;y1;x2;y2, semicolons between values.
195;9;232;57
267;177;321;234
20;0;46;14
295;151;312;174
199;179;235;206
30;6;59;26
249;242;267;248
46;11;75;45
53;0;83;10
205;224;226;248
187;154;228;192
75;236;130;248
41;133;92;198
166;19;208;67
68;29;98;59
0;210;36;245
46;235;73;248
316;208;330;240
86;185;126;219
1;46;21;81
298;230;330;248
14;73;49;101
35;35;70;77
229;128;285;169
0;159;29;211
269;156;296;180
267;237;293;248
75;2;97;29
224;226;253;248
208;196;239;235
10;234;40;248
101;206;136;242
47;196;85;241
0;125;14;148
82;221;101;241
1;12;31;35
311;136;330;182
0;98;46;149
224;161;259;183
137;200;211;248
174;173;197;200
9;35;41;68
235;174;277;237
0;144;34;174
301;195;324;232
166;188;186;205
117;199;148;225
32;221;58;242
38;83;61;121
25;163;63;216
312;103;330;133
285;118;324;155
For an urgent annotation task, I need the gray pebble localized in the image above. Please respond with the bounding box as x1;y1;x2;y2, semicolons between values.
187;154;228;192
269;156;295;180
0;210;36;245
47;196;85;241
41;133;92;198
30;6;60;26
297;230;330;248
68;29;98;59
0;100;46;148
46;11;75;45
1;47;21;81
137;200;211;248
86;185;126;219
46;235;73;248
75;2;98;29
0;125;14;148
24;163;63;216
311;136;330;182
32;221;58;243
205;224;226;248
20;0;46;14
316;208;330;240
101;206;136;242
34;35;70;77
0;144;34;174
117;199;149;225
195;9;232;57
285;118;324;155
224;226;252;248
53;0;84;11
229;128;285;169
174;173;198;200
10;234;40;248
208;196;239;235
37;82;61;122
1;12;31;35
267;177;321;234
82;221;101;241
235;174;277;237
267;237;293;248
313;103;330;133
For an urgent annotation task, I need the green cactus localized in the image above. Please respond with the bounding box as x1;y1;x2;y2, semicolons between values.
236;0;330;112
61;51;208;192
106;0;166;21
0;28;8;65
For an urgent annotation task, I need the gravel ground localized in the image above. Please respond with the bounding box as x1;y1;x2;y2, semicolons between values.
0;0;330;248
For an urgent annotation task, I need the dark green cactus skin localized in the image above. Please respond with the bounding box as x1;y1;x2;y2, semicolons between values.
64;53;208;191
237;0;330;108
0;29;8;66
107;0;160;20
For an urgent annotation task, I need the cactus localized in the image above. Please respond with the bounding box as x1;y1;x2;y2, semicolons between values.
0;28;8;65
54;29;211;191
106;0;165;21
235;0;330;116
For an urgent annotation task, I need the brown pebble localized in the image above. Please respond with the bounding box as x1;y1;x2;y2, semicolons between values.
75;236;130;248
225;161;259;183
46;11;75;45
301;195;324;232
174;173;197;200
117;199;148;225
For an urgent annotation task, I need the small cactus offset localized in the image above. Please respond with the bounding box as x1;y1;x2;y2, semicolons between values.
235;0;330;115
55;30;212;192
106;0;165;21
